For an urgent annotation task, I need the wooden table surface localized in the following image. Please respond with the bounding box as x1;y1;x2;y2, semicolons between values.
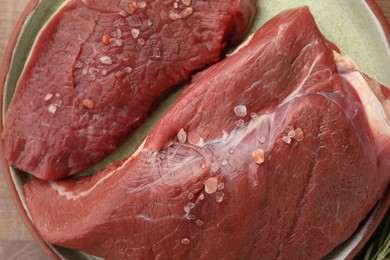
0;0;389;259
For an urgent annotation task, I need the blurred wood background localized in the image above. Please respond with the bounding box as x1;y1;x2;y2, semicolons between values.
0;0;389;259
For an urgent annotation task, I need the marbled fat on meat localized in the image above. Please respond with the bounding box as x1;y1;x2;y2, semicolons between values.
2;0;257;180
24;7;390;259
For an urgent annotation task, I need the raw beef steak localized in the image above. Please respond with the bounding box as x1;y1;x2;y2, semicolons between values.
2;0;257;180
24;7;390;259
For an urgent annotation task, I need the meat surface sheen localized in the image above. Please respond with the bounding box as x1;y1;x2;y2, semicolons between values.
24;7;390;259
2;0;257;180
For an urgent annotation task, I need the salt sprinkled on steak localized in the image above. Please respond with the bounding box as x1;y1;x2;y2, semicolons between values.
181;238;191;245
251;149;265;164
3;0;257;180
47;104;57;114
44;93;53;101
23;6;390;260
177;128;187;144
292;128;304;141
205;177;218;194
234;105;248;117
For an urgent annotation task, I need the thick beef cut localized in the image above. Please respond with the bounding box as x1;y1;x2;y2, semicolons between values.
2;0;257;180
24;7;390;259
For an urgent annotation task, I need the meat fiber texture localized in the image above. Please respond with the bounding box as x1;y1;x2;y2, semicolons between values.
24;6;390;259
2;0;257;180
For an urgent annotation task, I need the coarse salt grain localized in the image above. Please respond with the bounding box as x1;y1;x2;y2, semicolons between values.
124;67;133;73
138;38;146;46
211;162;219;173
83;99;95;109
282;135;291;144
102;35;111;45
186;214;195;220
153;48;162;58
221;159;228;166
234;105;247;117
205;177;218;194
292;128;304;141
129;2;137;12
131;28;140;38
179;7;193;18
251;149;265;165
119;10;127;17
177;128;187;143
187;202;195;209
200;161;206;169
258;136;267;144
115;39;123;46
101;69;108;76
288;129;295;138
75;61;83;68
216;191;224;203
48;104;57;114
44;93;53;101
181;238;190;245
100;56;113;65
195;219;204;227
137;1;146;8
89;67;99;74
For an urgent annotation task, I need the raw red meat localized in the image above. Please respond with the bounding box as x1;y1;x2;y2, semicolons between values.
24;7;390;259
2;0;257;180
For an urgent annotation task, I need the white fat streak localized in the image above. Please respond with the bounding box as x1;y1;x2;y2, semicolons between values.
339;71;390;137
227;113;275;149
279;43;321;107
170;155;202;172
333;50;359;72
227;33;254;57
50;139;148;200
192;112;276;152
134;214;154;222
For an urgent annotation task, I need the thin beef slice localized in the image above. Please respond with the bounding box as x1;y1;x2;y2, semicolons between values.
2;0;257;180
23;7;390;259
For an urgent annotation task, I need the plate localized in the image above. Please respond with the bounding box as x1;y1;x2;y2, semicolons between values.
0;0;389;259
